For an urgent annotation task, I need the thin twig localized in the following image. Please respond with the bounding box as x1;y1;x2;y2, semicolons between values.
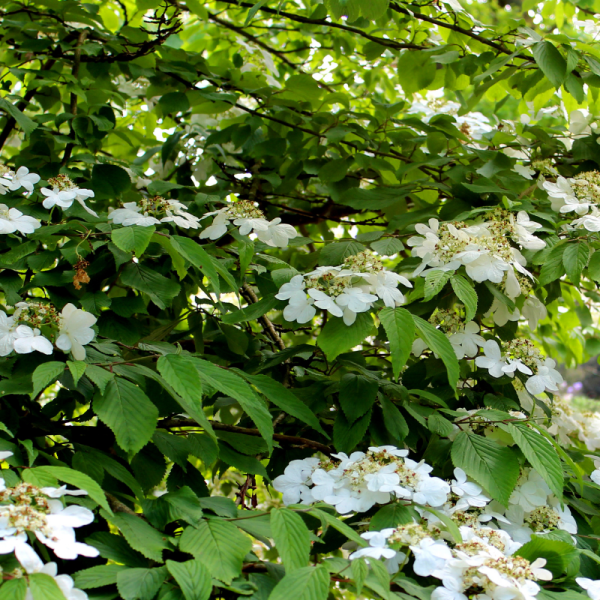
159;419;333;455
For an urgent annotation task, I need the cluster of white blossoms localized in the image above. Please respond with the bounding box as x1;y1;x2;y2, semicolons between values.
353;520;552;600
108;196;201;230
0;302;97;361
410;309;555;393
475;339;563;396
345;464;578;600
543;171;600;233
40;174;97;217
273;446;450;514
199;199;297;248
546;396;600;453
407;211;544;301
0;166;40;195
411;308;486;359
0;452;93;599
498;468;577;543
276;251;412;325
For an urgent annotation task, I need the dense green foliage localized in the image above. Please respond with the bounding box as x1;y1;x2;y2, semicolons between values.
4;0;600;599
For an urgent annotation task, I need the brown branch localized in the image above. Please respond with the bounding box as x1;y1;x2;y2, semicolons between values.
106;492;143;517
389;2;530;60
207;12;335;93
0;60;54;152
159;419;333;455
62;30;88;166
209;0;426;52
241;282;285;351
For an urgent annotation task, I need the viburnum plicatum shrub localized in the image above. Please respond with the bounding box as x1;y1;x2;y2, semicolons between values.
7;2;600;600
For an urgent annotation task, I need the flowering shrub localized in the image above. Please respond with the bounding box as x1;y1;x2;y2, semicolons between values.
4;1;600;600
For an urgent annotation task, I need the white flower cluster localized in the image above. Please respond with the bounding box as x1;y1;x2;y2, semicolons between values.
0;166;40;195
353;521;551;600
546;396;600;453
346;464;579;600
475;339;563;396
40;174;97;217
499;468;576;543
199;199;297;248
109;196;201;229
0;452;93;599
272;446;450;514
411;308;485;359
276;251;412;325
407;212;544;301
0;302;96;361
544;172;600;233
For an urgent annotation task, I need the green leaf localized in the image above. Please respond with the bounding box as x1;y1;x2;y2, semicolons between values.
245;0;267;24
92;164;131;195
451;431;520;505
163;486;204;526
413;315;459;387
369;504;414;531
428;412;454;437
451;275;478;321
157;354;215;439
500;423;563;498
31;362;65;397
108;512;172;562
116;567;167;600
379;307;414;380
308;508;367;547
271;508;311;572
419;506;462;543
171;235;222;296
360;0;389;19
370;237;404;255
159;91;190;114
66;360;87;387
94;378;158;454
179;519;252;584
85;532;148;567
397;51;436;94
0;98;37;135
333;408;371;454
120;263;180;310
318;159;349;183
221;296;279;325
74;565;129;589
318;241;366;266
85;365;114;394
588;251;600;282
0;579;27;600
317;312;375;362
111;226;156;257
25;466;111;513
351;558;368;596
166;559;212;600
516;535;578;577
532;41;567;88
28;574;68;600
563;242;589;286
338;373;378;423
268;565;330;600
539;243;566;286
380;395;409;442
151;234;187;280
424;269;452;301
240;373;328;437
189;357;272;449
153;430;190;468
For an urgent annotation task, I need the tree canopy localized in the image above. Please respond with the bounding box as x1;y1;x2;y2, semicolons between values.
3;0;600;599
